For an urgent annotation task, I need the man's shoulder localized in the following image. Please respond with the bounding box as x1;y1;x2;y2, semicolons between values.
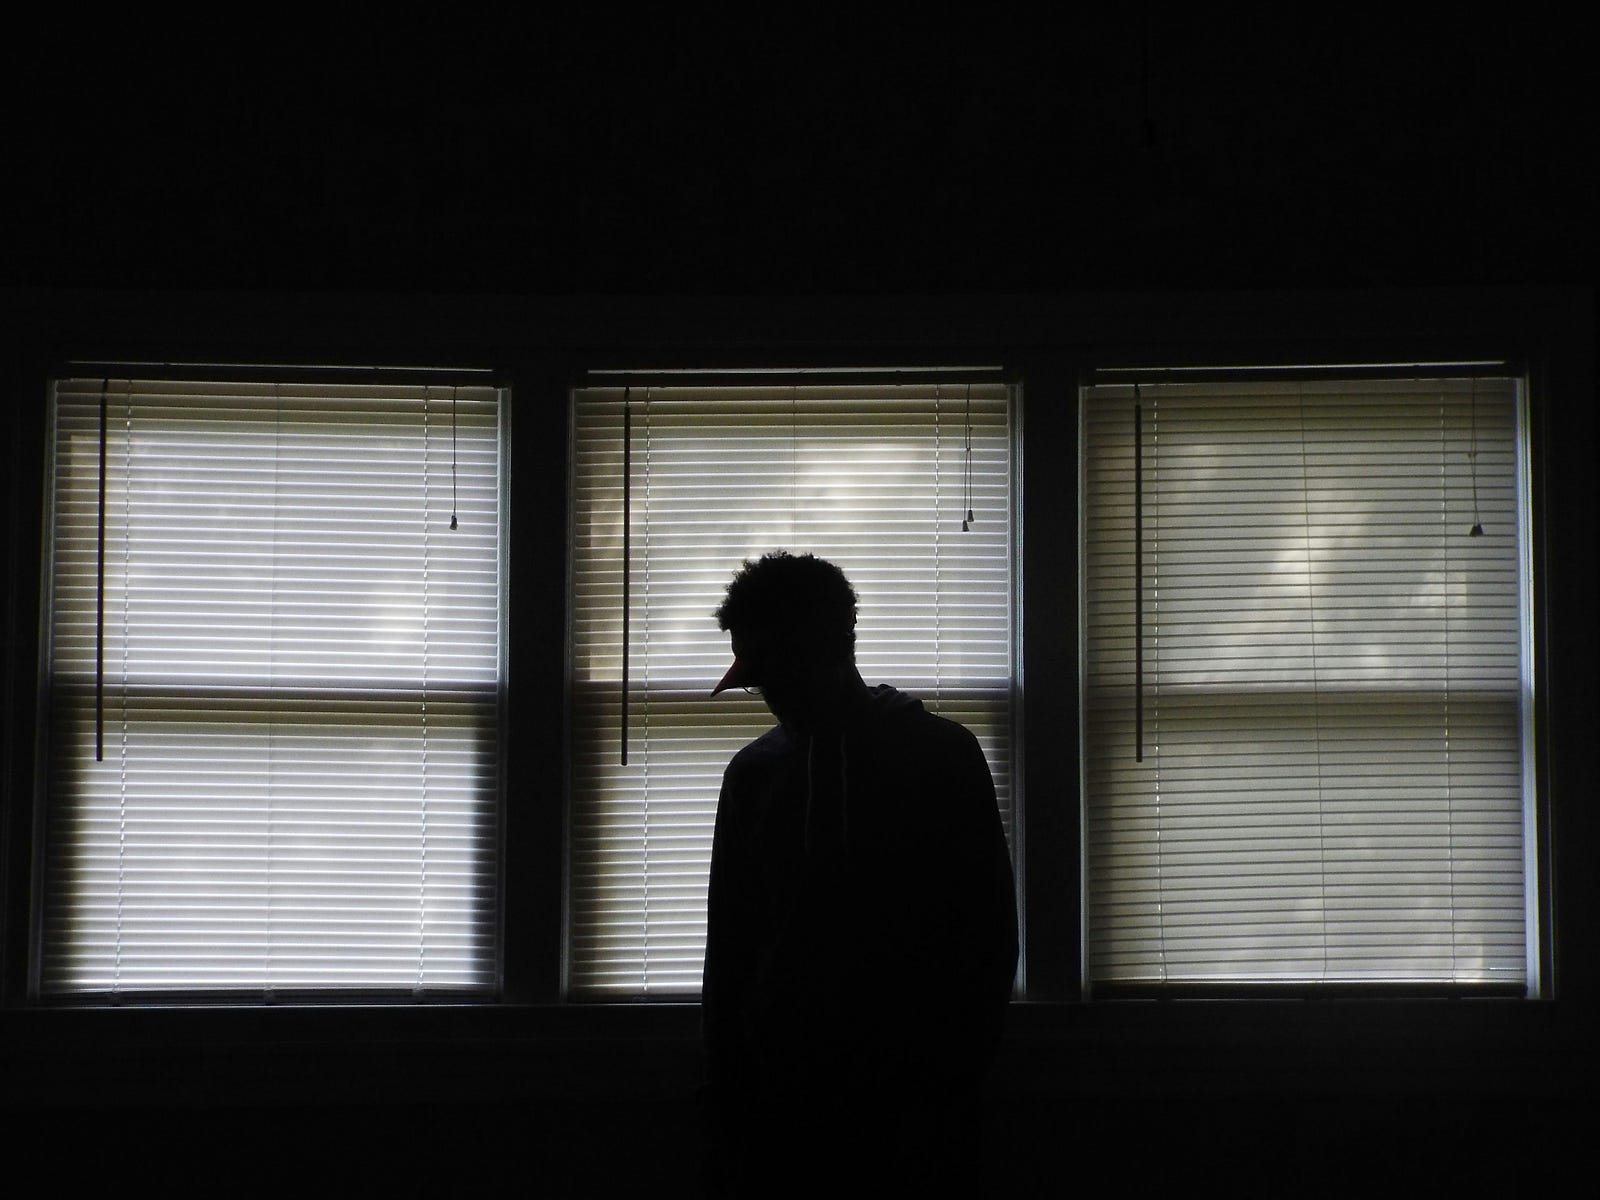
881;704;985;756
720;726;799;814
849;701;992;794
725;724;794;773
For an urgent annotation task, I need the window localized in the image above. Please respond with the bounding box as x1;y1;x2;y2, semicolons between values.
18;352;1553;1006
38;375;504;998
567;377;1016;997
1081;374;1535;989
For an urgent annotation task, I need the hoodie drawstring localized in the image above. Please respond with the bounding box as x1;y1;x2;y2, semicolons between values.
803;732;850;858
838;737;849;851
804;734;815;856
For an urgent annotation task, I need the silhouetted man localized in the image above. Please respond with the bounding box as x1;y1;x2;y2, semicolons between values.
701;552;1018;1196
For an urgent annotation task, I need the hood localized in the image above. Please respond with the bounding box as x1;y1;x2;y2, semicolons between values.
801;684;923;859
858;683;924;722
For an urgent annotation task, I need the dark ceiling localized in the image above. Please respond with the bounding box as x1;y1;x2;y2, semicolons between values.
3;17;1592;295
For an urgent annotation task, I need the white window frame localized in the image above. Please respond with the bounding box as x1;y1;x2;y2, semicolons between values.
34;370;508;1003
565;372;1021;999
1079;367;1540;995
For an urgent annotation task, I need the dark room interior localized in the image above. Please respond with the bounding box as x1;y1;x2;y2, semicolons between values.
3;17;1594;1197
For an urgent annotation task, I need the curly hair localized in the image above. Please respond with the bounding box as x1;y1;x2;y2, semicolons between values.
713;552;858;657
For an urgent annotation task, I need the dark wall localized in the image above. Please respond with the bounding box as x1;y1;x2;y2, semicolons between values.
2;17;1595;1198
2;18;1593;295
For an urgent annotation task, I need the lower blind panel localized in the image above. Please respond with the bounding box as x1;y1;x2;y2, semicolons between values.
1082;377;1532;987
40;378;503;997
567;383;1015;997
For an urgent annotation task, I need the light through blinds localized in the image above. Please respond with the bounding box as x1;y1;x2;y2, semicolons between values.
41;377;503;997
569;381;1015;997
1081;376;1535;988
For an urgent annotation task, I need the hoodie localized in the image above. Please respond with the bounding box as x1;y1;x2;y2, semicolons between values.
702;684;1018;1108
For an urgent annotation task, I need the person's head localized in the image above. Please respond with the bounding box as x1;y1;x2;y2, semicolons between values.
712;552;861;725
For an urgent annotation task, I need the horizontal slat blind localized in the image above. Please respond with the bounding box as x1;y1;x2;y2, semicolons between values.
1082;377;1530;986
570;383;1014;997
42;378;503;997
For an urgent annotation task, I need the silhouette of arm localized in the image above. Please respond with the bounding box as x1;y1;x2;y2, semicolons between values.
891;723;1017;1084
703;762;757;1100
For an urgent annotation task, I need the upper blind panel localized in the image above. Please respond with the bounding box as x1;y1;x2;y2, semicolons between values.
41;378;503;997
1081;377;1531;988
568;382;1015;997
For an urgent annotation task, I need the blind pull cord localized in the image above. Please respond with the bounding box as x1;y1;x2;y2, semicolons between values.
1468;379;1485;537
450;386;459;530
621;386;632;766
1134;385;1145;764
962;383;975;531
95;378;108;762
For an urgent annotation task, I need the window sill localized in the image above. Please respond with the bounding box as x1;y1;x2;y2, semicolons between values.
4;995;1587;1110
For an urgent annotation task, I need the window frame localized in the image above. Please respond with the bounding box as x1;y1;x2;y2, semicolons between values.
1076;365;1540;997
28;366;513;1005
1017;342;1564;1007
561;371;1024;1000
0;288;1586;1119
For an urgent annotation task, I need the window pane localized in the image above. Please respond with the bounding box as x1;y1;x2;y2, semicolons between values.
569;383;1015;997
1082;377;1532;987
41;379;503;996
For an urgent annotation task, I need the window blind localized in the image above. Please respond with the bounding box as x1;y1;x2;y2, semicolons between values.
1081;376;1533;987
569;382;1015;997
41;377;503;997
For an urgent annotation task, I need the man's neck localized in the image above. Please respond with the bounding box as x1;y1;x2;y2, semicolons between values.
784;667;873;735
